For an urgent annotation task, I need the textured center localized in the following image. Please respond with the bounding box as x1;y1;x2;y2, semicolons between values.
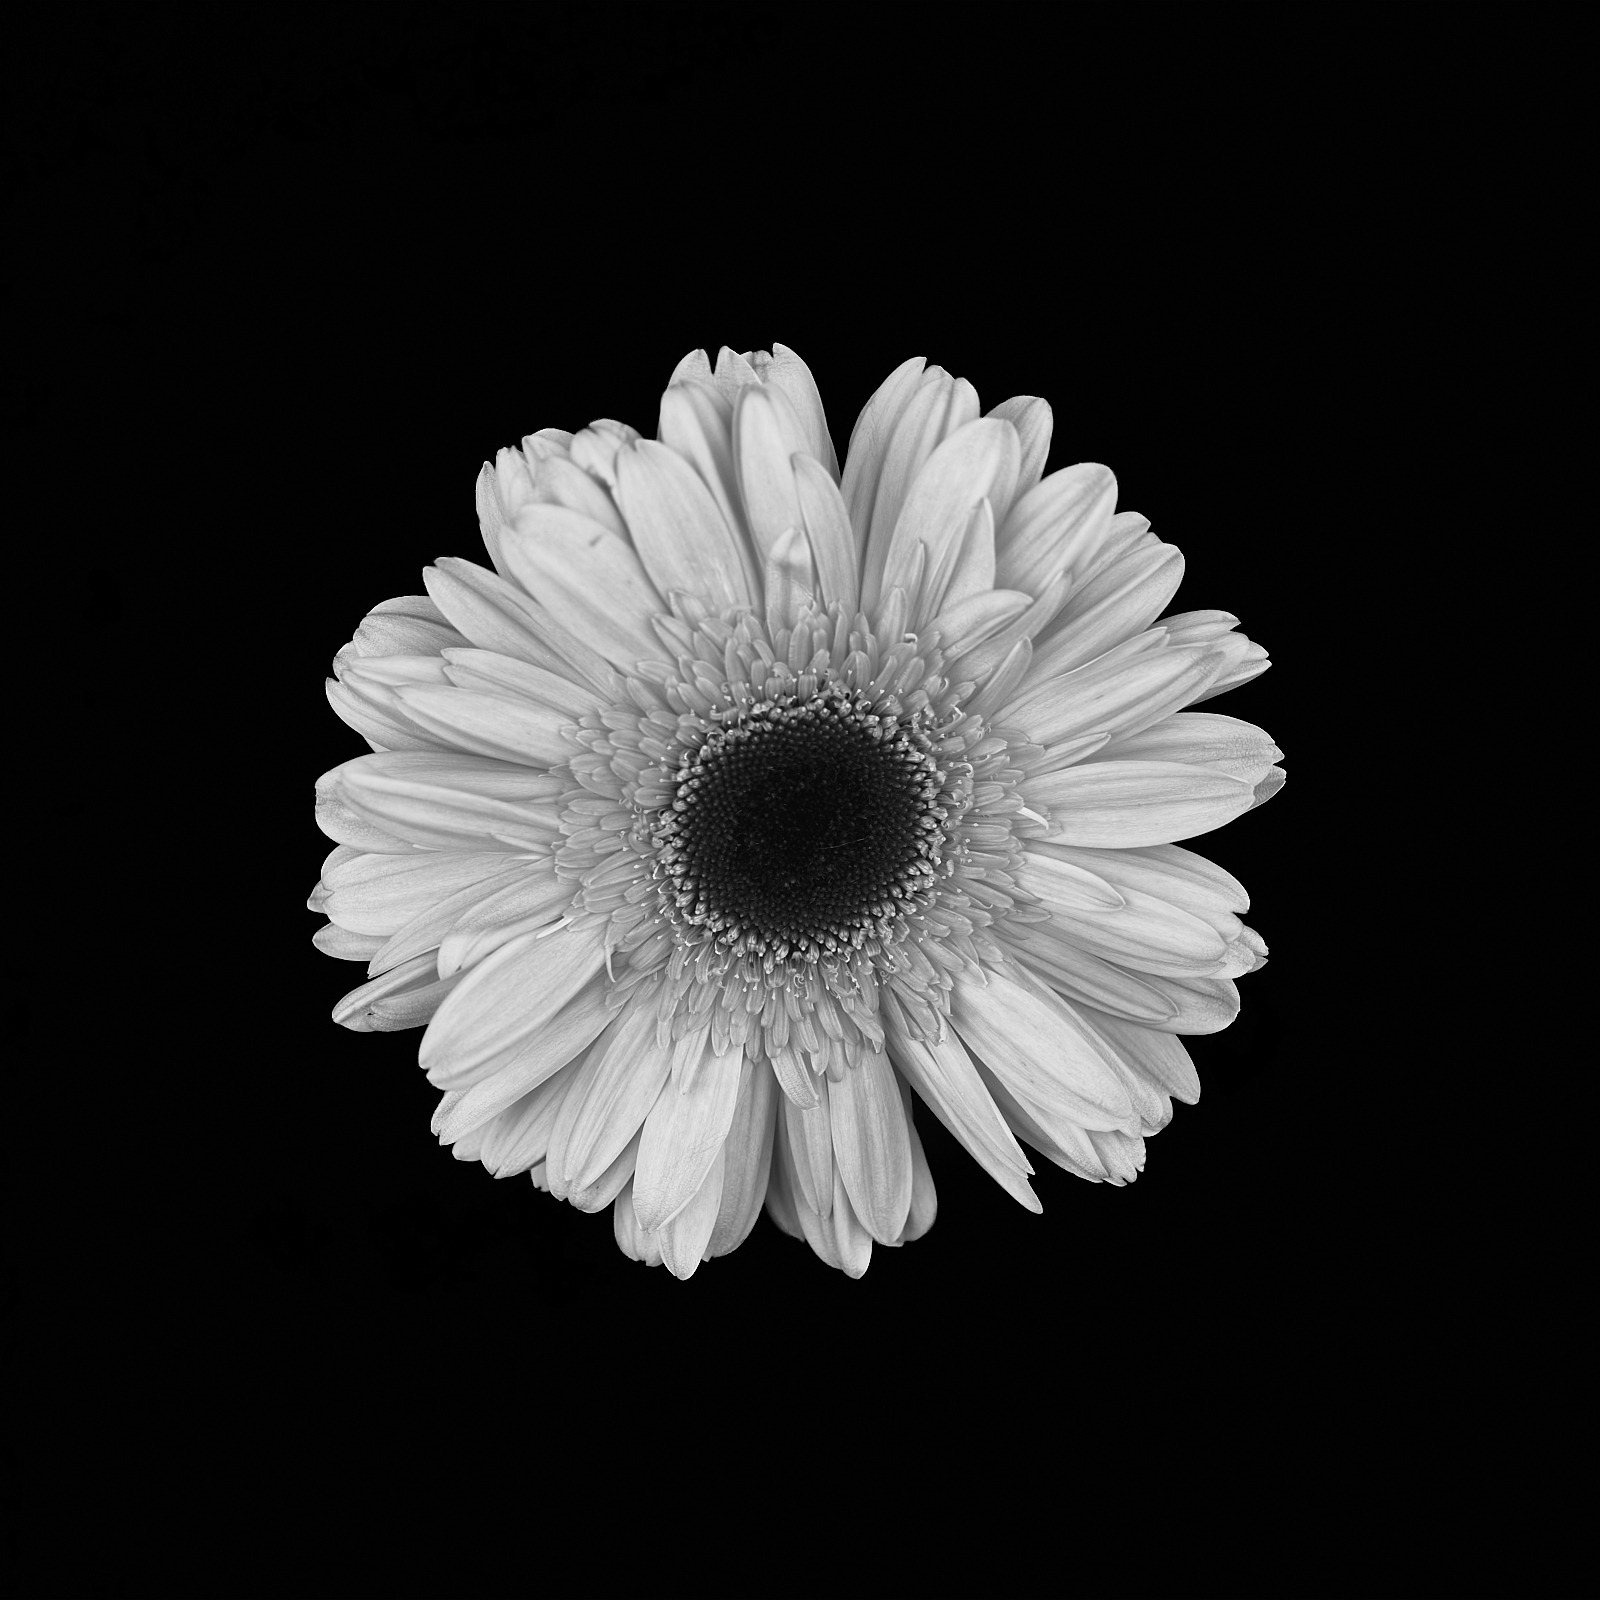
653;682;949;964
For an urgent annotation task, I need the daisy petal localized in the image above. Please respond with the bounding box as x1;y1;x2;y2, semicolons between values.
706;1057;779;1258
333;950;463;1033
500;505;665;676
323;851;527;937
791;452;860;617
868;417;1019;621
390;684;578;769
330;752;564;853
656;379;749;550
435;862;578;977
951;962;1137;1134
733;382;811;568
555;995;676;1194
984;395;1052;505
432;971;614;1136
782;1078;836;1219
313;923;387;962
425;557;623;697
613;436;760;613
1026;758;1256;847
1074;1007;1201;1104
612;1177;665;1267
993;462;1118;598
998;919;1180;1025
883;996;1042;1210
1030;542;1186;677
1097;710;1284;788
656;1148;726;1280
1006;644;1228;751
418;916;609;1088
1015;849;1230;978
826;1049;913;1245
631;1038;746;1234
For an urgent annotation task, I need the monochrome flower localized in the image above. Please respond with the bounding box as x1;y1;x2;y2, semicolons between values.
309;344;1283;1278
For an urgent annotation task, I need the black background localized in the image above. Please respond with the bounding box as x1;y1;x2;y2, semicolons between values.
10;8;1558;1599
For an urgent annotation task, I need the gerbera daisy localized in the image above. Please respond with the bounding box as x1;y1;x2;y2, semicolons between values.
309;344;1282;1280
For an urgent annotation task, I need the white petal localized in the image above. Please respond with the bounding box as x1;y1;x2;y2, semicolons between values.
1006;644;1229;751
390;684;578;769
840;356;929;557
330;752;564;853
706;1057;780;1258
656;380;749;553
439;648;607;719
435;861;578;977
612;1177;664;1267
500;505;665;676
656;1148;726;1280
1097;710;1283;788
782;1077;836;1219
827;1050;913;1245
424;557;623;697
951;962;1137;1134
993;462;1118;597
323;851;525;936
613;437;760;613
759;344;839;480
313;923;387;962
998;919;1181;1026
883;998;1041;1213
1015;849;1230;978
417;915;609;1089
984;395;1053;509
333;950;462;1033
867;416;1018;622
733;382;811;568
1027;759;1256;847
631;1038;746;1233
792;452;860;616
1030;542;1186;677
556;995;676;1194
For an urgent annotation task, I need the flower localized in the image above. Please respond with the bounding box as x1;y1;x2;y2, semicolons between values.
309;344;1283;1280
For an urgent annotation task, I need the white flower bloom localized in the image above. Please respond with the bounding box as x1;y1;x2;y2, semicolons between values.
310;344;1283;1279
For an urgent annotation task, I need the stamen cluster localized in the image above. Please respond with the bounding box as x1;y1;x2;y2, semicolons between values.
547;591;1052;1082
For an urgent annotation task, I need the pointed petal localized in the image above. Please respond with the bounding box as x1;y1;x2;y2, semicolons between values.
313;923;387;962
322;850;525;936
761;344;839;480
631;1039;746;1233
997;919;1181;1026
656;378;750;553
1098;711;1283;789
993;463;1118;597
333;951;462;1033
707;1056;779;1258
434;861;579;976
792;452;859;616
613;436;760;613
328;751;564;853
656;1148;725;1280
883;996;1042;1213
782;1078;835;1219
762;523;816;639
425;557;623;697
984;395;1052;506
559;995;677;1192
951;962;1137;1133
1015;848;1230;978
1076;1006;1202;1105
867;416;1018;621
417;915;609;1088
840;356;928;555
1030;543;1186;678
827;1050;913;1245
1005;644;1229;751
1027;758;1257;847
500;505;665;675
390;684;578;769
733;381;811;567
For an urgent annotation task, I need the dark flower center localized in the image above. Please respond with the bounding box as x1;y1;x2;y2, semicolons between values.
653;683;949;963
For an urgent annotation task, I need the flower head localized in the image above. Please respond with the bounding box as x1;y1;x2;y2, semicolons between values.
310;344;1282;1279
